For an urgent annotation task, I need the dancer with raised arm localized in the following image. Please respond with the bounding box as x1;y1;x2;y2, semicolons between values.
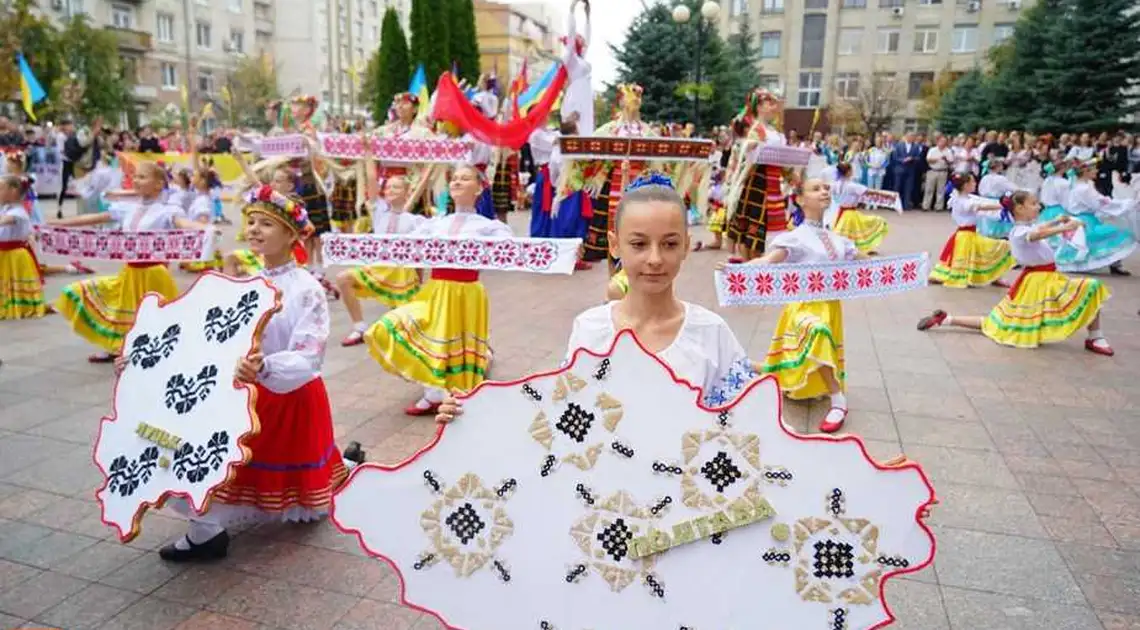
561;0;594;136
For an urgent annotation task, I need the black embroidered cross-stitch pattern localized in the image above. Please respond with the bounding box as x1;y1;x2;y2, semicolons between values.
717;410;730;427
596;518;634;563
555;402;594;443
575;483;596;506
540;454;557;477
650;496;673;516
413;553;436;570
163;364;219;415
495;478;517;498
813;540;856;579
593;358;610;380
172;431;230;483
652;461;684;476
423;470;442;493
565;564;587;583
129;324;181;370
610;440;634;458
644;574;665;598
522;384;542;402
493;559;511;583
877;555;910;569
445;502;485;545
204;290;260;343
763;549;792;565
700;451;743;492
828;488;846;516
830;608;849;630
106;446;160;497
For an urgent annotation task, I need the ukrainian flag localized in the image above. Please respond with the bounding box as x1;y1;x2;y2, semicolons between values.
516;63;562;115
17;53;47;122
408;64;431;118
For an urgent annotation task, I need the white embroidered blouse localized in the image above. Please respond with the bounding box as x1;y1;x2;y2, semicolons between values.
1067;180;1137;218
769;223;859;263
187;193;213;223
413;211;513;238
947;191;999;228
372;207;426;235
108;199;186;231
978;173;1021;199
1008;224;1056;267
565;302;757;407
0;203;32;241
1039;175;1070;208
256;262;329;394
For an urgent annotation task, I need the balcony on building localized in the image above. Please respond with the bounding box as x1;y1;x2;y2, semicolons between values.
133;85;158;100
106;26;153;52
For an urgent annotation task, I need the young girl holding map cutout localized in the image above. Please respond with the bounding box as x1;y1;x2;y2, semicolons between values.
147;185;363;562
436;173;758;423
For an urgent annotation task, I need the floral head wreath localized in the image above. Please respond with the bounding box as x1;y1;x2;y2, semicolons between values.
393;92;420;108
624;172;674;192
242;184;312;237
1078;156;1100;171
292;95;318;110
615;83;644;111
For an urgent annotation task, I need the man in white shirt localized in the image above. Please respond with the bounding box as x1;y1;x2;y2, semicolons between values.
923;134;951;212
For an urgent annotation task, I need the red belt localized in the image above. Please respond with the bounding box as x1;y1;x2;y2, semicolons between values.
537;164;553;213
938;225;978;264
0;240;43;283
1008;263;1056;299
127;261;165;269
431;268;479;283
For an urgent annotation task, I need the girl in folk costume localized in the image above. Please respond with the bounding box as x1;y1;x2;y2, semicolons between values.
491;108;522;222
561;0;594;136
466;85;500;221
692;170;728;251
918;191;1115;356
0;175;49;319
724;87;791;260
52;162;213;362
551;118;596;272
376;93;435;215
929;172;1016;288
824;162;889;255
150;186;364;562
335;149;426;347
437;175;759;424
364;164;512;417
579;83;657;268
976;159;1024;239
733;178;864;434
529;121;560;238
178;164;226;273
1038;154;1072;221
5;152;95;276
1044;158;1136;275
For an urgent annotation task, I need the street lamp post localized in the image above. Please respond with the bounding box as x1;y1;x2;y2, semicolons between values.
672;1;721;132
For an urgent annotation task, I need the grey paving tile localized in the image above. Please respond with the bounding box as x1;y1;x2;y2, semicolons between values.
883;578;949;629
96;596;198;630
904;446;1019;489
35;583;142;630
2;530;100;569
0;569;89;619
1075;574;1140;616
895;415;997;451
940;585;1102;630
930;483;1046;538
933;527;1086;605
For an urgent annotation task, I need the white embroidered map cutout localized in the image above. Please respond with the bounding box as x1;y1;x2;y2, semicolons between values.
333;332;936;630
94;272;281;542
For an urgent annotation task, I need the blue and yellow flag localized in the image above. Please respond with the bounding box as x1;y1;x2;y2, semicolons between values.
408;64;431;118
517;63;562;116
17;53;47;122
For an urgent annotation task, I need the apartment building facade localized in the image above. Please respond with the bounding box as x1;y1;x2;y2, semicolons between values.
719;0;1032;132
474;0;562;87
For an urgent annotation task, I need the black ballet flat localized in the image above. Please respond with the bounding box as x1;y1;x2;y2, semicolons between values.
158;531;230;563
343;441;367;466
1109;266;1131;276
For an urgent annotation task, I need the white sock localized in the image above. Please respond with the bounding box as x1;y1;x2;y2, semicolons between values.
352;321;368;334
944;315;955;326
423;387;447;404
66;264;82;274
1087;327;1102;340
178;521;225;548
831;393;848;411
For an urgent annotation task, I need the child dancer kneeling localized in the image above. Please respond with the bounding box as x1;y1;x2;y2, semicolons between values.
918;191;1114;356
929;172;1015;288
730;178;863;434
149;186;364;562
437;174;758;423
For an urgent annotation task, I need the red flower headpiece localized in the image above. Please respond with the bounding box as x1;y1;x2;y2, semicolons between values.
243;184;311;236
393;92;420;107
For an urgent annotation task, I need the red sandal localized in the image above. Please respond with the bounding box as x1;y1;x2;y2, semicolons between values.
819;407;848;434
917;309;947;331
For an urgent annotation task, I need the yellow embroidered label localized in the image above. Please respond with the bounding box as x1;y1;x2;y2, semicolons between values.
135;422;183;450
629;497;776;559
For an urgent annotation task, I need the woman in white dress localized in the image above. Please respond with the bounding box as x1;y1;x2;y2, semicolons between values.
560;0;594;136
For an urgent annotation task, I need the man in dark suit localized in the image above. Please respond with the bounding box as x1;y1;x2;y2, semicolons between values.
892;132;921;210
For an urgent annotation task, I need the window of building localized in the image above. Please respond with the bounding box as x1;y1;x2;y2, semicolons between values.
761;0;784;13
731;0;746;15
195;0;207;5
156;13;175;42
836;72;860;99
196;21;212;49
876;27;900;53
68;0;85;15
757;74;782;92
111;4;133;28
198;70;215;95
918;0;942;4
908;71;934;99
913;27;938;53
800;14;827;68
229;29;244;53
371;0;378;16
952;25;978;52
797;71;822;108
228;0;241;12
371;25;378;41
842;0;867;7
805;0;828;8
879;0;902;7
838;27;862;55
993;23;1015;44
760;31;782;58
119;56;139;83
161;63;177;89
904;118;923;133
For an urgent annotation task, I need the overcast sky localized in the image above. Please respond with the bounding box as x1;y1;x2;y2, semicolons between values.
499;0;644;89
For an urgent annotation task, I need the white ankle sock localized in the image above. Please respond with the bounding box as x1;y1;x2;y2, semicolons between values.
831;393;848;410
1087;327;1102;340
179;521;225;548
352;321;368;334
944;315;955;326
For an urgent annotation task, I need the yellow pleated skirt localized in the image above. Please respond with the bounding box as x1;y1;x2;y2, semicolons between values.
982;272;1109;348
760;300;845;400
708;206;727;234
179;250;225;273
351;266;422;307
929;228;1014;288
56;264;179;353
229;249;266;276
834;207;888;254
364;272;491;392
0;247;48;319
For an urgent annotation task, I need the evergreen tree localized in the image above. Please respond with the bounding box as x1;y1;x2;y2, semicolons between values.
365;8;412;120
417;0;450;83
1031;0;1140;132
938;69;987;135
447;0;481;84
724;10;760;115
610;1;734;129
983;0;1062;132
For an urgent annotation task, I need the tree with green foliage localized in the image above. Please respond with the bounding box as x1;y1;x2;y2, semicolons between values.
982;0;1062;132
55;15;132;120
609;0;734;129
0;0;65;120
410;0;450;84
225;54;280;129
723;10;760;114
447;0;480;84
363;8;412;121
937;68;990;135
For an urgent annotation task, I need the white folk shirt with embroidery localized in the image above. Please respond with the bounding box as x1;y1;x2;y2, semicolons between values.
0;203;32;241
1008;224;1056;267
947;191;997;228
108;199;186;231
979;173;1021;199
565;301;756;407
187;193;213;224
1067;181;1136;218
561;7;594;135
412;211;513;239
744;122;788;165
824;177;869;228
371;207;426;235
529;128;559;166
595;118;654;138
1040;176;1071;208
770;223;859;264
256;262;329;394
165;188;194;213
466;135;492;166
377;121;430;139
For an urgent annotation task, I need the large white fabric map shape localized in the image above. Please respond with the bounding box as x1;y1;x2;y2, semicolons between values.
333;331;937;630
94;273;280;542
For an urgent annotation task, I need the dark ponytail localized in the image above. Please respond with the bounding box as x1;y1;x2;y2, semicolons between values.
836;162;852;178
950;172;973;191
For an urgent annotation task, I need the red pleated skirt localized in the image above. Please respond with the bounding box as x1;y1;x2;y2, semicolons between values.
212;378;348;513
